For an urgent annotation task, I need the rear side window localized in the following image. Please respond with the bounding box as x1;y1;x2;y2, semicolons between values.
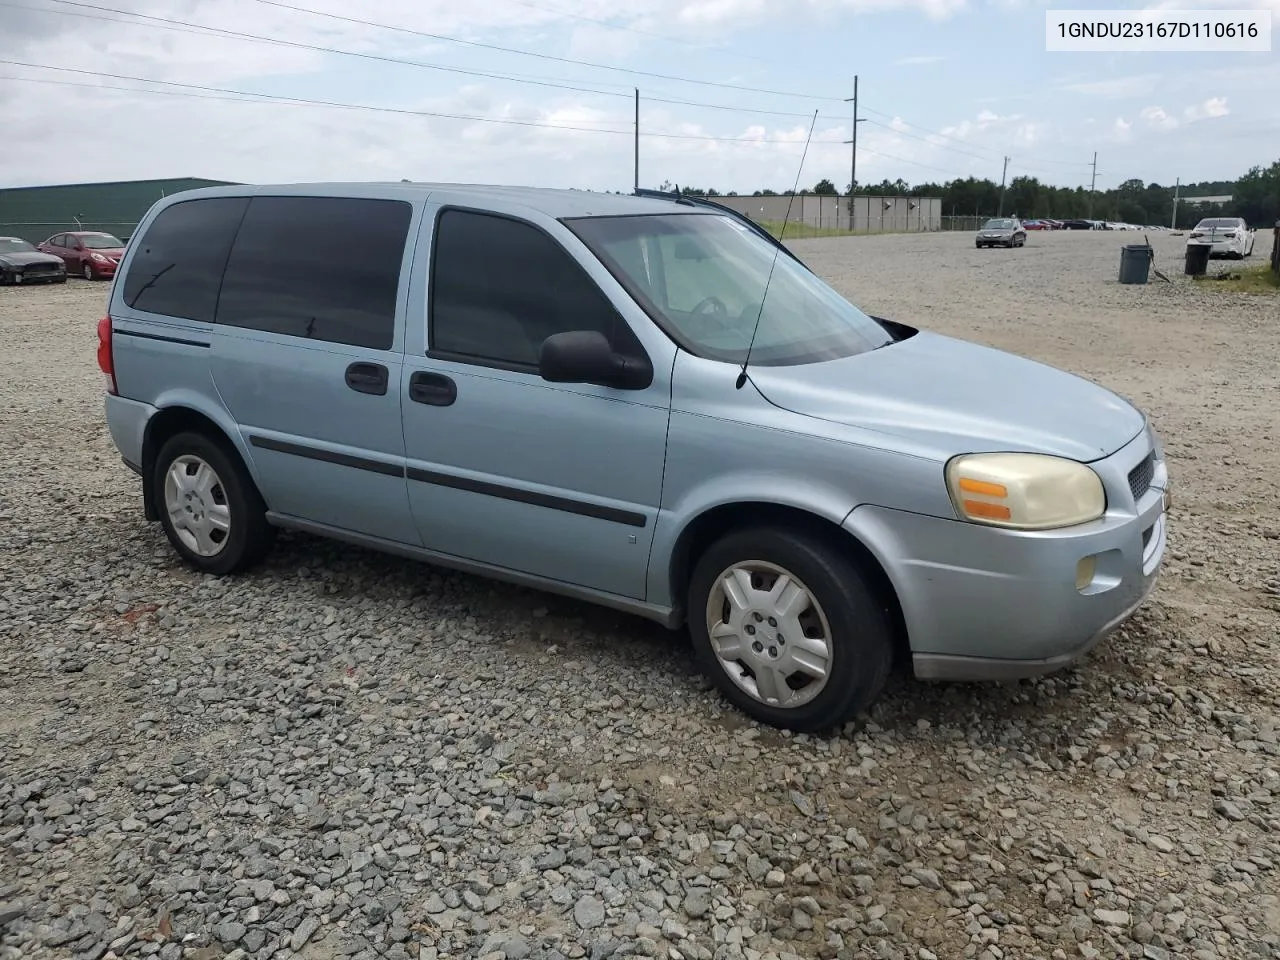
430;208;623;368
216;196;411;350
122;197;248;323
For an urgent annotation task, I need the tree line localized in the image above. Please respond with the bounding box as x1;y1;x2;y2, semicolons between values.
663;158;1280;228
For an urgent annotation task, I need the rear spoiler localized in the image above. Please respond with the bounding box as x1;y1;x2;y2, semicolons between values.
633;187;811;271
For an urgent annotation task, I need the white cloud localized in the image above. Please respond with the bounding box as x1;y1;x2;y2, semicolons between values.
1113;116;1132;140
1184;96;1230;121
1140;105;1179;129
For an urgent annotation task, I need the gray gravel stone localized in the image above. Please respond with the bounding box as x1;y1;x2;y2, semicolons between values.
574;896;605;930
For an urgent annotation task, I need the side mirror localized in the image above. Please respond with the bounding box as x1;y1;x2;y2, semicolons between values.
539;330;652;390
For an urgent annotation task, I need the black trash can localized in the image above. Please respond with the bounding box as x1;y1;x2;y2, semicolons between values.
1119;244;1152;284
1185;242;1211;276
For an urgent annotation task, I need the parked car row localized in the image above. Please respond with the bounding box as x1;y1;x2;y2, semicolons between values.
0;230;128;285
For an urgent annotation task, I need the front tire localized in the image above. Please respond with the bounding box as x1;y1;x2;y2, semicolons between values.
82;262;95;281
687;526;894;732
153;431;275;575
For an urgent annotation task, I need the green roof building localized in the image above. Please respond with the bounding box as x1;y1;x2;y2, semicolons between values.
0;177;237;244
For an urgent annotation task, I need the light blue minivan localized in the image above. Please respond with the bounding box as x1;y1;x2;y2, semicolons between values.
99;182;1170;730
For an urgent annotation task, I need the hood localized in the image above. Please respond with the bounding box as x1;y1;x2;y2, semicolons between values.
748;330;1145;462
0;250;62;267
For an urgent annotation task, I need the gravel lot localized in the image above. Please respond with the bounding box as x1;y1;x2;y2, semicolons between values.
2;228;1278;960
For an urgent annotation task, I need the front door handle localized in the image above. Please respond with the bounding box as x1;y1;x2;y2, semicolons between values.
345;362;388;396
409;371;457;407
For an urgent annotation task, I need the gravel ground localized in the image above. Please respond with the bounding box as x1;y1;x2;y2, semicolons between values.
2;228;1278;960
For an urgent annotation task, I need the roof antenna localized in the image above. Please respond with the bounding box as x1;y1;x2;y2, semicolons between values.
736;110;819;390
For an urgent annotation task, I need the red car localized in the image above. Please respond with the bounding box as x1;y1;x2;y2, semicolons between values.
37;230;127;281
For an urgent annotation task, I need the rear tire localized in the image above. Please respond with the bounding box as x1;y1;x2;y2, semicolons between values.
153;431;275;575
687;526;894;732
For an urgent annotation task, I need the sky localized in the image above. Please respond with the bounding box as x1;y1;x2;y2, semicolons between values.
1;0;1277;195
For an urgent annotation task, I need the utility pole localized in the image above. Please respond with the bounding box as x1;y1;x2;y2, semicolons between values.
997;156;1009;216
633;89;639;193
1171;177;1180;229
843;76;866;230
1087;151;1098;219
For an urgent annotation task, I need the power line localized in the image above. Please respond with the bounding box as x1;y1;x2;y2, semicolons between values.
0;66;1067;181
16;0;1097;175
0;61;849;145
2;69;1086;187
12;0;855;122
9;0;1104;181
23;1;641;98
43;0;846;102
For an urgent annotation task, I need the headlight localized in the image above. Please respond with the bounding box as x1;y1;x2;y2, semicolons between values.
945;453;1106;530
91;253;107;262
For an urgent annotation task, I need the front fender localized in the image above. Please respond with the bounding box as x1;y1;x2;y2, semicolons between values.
645;469;859;609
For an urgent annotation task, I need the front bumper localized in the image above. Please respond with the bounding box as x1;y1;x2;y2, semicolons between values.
977;235;1013;244
2;263;65;283
845;428;1168;681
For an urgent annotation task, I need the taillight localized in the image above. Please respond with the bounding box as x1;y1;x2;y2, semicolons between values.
97;315;117;395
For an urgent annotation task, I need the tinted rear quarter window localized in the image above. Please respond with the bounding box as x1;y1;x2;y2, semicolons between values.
122;197;248;323
430;208;624;367
216;196;411;350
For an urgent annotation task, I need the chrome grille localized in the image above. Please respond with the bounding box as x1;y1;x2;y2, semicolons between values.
1128;453;1155;502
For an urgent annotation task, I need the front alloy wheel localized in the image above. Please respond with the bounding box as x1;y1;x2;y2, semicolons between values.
688;526;894;732
705;561;832;709
82;262;95;280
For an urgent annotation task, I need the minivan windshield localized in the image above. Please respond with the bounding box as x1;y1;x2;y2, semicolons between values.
567;213;893;366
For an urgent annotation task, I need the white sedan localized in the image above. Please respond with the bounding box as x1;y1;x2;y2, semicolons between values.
1187;217;1256;259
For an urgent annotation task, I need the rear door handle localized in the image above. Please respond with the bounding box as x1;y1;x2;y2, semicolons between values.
409;371;457;407
345;362;388;396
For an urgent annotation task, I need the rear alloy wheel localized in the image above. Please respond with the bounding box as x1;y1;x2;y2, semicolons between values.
154;431;274;575
688;527;894;732
82;262;95;280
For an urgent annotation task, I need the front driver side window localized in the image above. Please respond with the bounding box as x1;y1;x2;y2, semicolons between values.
429;208;623;369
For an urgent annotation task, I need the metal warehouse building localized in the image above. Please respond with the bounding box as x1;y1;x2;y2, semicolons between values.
0;177;235;244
